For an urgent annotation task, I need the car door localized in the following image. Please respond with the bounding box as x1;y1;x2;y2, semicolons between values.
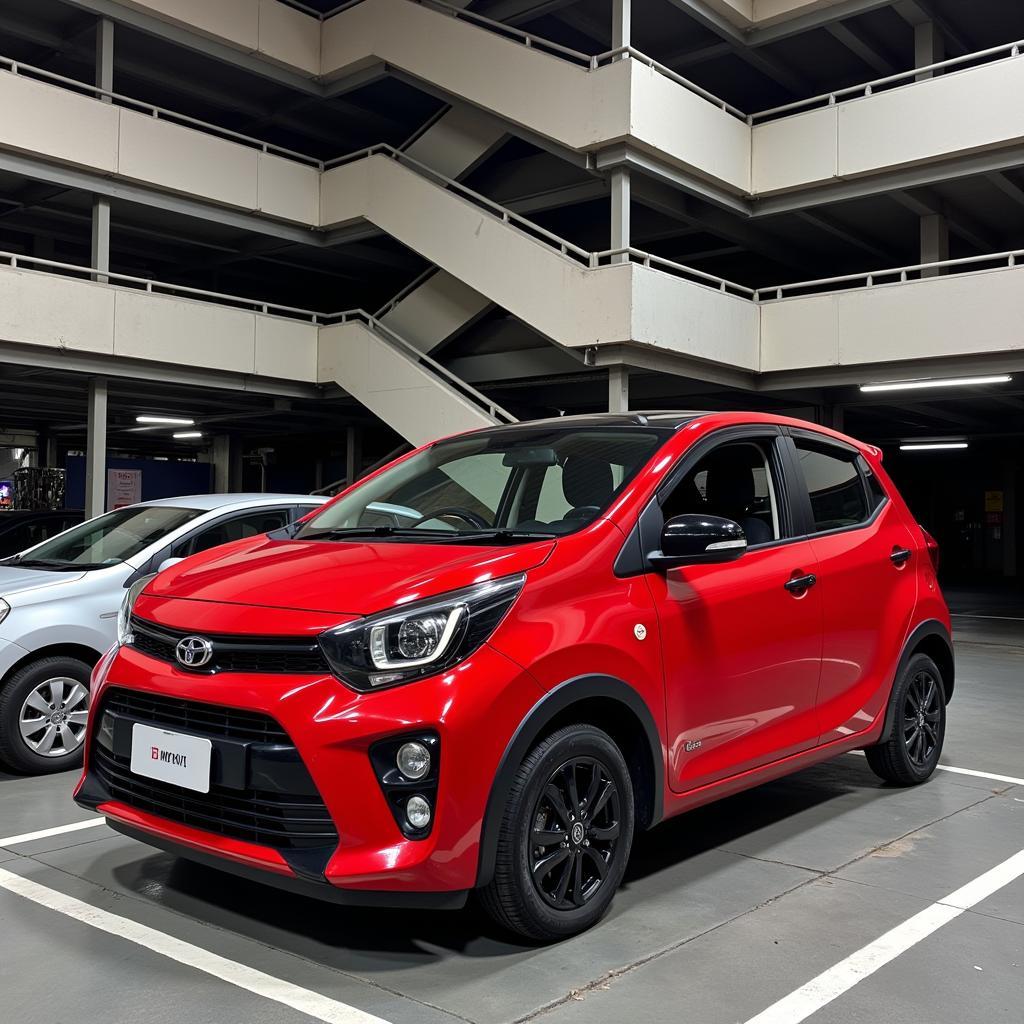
785;430;920;744
644;427;824;794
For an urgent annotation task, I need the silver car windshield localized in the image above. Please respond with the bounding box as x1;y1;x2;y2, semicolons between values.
12;506;204;568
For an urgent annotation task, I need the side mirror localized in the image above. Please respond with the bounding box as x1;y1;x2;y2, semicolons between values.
157;556;184;573
651;514;747;569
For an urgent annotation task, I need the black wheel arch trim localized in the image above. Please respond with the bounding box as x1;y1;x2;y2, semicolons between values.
879;619;954;743
475;673;663;889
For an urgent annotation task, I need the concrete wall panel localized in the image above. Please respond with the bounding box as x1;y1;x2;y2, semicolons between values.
118;109;260;209
115;0;259;51
113;290;256;372
255;316;319;381
752;106;838;194
0;73;119;173
0;268;115;355
257;0;320;74
257;152;319;225
759;293;839;372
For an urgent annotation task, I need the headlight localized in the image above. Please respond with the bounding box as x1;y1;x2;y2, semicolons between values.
0;598;9;626
319;573;525;691
117;574;156;645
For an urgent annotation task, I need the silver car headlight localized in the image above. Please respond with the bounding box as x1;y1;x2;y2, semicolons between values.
0;598;9;626
117;574;156;645
319;574;525;691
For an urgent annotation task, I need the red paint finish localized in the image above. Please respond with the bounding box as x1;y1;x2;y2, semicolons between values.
75;412;951;902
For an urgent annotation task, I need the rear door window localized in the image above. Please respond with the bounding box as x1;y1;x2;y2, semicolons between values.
793;440;869;532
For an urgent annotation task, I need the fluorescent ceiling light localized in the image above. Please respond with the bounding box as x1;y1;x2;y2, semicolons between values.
172;431;203;439
860;374;1011;393
899;442;969;451
136;415;195;425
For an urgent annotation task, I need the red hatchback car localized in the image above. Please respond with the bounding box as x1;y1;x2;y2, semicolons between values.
76;412;953;940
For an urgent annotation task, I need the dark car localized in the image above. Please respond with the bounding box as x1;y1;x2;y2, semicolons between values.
0;509;84;558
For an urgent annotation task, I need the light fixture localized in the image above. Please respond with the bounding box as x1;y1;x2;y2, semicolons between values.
172;431;203;439
405;795;431;830
860;374;1011;393
136;415;195;425
899;442;969;451
396;741;431;780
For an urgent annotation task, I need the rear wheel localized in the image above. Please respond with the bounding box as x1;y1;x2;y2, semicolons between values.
865;652;946;786
0;657;92;774
480;723;634;941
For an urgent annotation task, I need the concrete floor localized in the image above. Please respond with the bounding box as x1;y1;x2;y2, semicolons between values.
0;613;1021;1024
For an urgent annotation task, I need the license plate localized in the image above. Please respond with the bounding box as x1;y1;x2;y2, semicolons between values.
130;723;212;794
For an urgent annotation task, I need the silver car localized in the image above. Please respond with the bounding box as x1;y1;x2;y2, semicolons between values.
0;493;326;774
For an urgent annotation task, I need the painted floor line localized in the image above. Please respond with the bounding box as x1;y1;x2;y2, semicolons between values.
741;848;1024;1024
0;865;394;1024
0;817;106;848
950;612;1024;622
935;764;1024;787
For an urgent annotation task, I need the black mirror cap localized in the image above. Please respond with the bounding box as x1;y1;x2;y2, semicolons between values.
651;513;747;569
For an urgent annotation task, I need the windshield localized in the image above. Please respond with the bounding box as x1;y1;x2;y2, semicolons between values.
298;427;665;542
13;505;204;568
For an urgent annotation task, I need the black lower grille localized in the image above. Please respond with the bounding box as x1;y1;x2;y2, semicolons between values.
130;616;329;675
92;690;337;853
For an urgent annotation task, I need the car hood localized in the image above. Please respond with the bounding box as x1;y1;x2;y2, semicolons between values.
145;534;557;615
0;565;88;597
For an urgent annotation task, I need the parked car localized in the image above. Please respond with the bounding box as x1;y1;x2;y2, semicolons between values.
0;493;326;774
0;509;84;558
75;414;952;940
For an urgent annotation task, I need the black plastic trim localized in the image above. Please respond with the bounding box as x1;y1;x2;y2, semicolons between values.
878;619;955;742
475;674;663;888
105;820;468;909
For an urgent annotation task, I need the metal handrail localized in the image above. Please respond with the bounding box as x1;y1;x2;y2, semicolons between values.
755;250;1024;301
594;248;757;297
750;39;1024;123
0;56;324;167
322;309;517;422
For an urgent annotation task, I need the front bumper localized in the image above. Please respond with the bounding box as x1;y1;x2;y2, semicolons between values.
75;637;542;902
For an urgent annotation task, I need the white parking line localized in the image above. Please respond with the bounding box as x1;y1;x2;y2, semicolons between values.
741;848;1024;1024
0;865;393;1024
935;764;1024;787
0;817;106;848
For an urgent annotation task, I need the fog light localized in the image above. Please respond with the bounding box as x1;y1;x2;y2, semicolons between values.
396;741;430;780
406;794;431;829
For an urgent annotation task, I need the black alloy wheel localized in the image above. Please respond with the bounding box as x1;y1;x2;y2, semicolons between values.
902;668;942;768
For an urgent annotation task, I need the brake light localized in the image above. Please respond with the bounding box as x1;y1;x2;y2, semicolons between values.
920;526;940;572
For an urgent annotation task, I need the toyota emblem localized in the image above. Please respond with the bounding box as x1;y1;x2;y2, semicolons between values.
175;635;214;669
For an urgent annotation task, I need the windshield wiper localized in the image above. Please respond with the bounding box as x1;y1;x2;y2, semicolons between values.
5;558;95;571
443;529;558;542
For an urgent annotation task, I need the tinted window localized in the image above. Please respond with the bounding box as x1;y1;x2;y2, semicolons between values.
19;506;203;567
859;458;888;511
177;508;290;557
662;440;782;545
795;441;868;532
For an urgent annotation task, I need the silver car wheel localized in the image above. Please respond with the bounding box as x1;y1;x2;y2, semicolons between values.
18;677;90;757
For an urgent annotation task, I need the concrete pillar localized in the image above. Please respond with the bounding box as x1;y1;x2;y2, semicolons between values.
612;0;631;53
920;212;949;278
92;19;114;283
43;436;58;469
914;21;944;81
610;168;630;262
211;435;231;493
346;427;362;484
608;365;629;413
84;378;107;518
1003;460;1017;578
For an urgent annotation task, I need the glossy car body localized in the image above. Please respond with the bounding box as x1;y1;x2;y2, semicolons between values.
75;412;953;916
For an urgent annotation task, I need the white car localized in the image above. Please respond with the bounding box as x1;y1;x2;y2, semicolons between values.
0;493;326;774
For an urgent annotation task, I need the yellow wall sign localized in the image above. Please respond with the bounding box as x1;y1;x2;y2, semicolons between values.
985;491;1004;513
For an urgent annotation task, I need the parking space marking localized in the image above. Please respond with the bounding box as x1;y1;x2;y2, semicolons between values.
935;764;1024;787
0;817;106;848
741;848;1024;1024
0;866;394;1024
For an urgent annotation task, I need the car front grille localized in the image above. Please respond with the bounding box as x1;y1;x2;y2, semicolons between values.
92;688;338;853
130;615;330;675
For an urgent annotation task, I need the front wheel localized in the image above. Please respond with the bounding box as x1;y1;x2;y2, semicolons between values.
0;656;92;774
865;652;946;786
480;723;634;942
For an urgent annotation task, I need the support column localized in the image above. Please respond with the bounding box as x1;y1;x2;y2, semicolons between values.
211;435;231;493
612;0;631;53
92;19;114;283
914;21;944;81
345;426;362;485
610;168;630;262
608;365;629;413
84;378;107;518
920;211;949;278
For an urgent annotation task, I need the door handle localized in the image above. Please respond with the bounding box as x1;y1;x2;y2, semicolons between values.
890;547;912;566
784;573;817;593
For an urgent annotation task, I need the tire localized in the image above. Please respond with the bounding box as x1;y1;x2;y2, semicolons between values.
480;723;634;942
0;656;93;774
865;652;946;787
